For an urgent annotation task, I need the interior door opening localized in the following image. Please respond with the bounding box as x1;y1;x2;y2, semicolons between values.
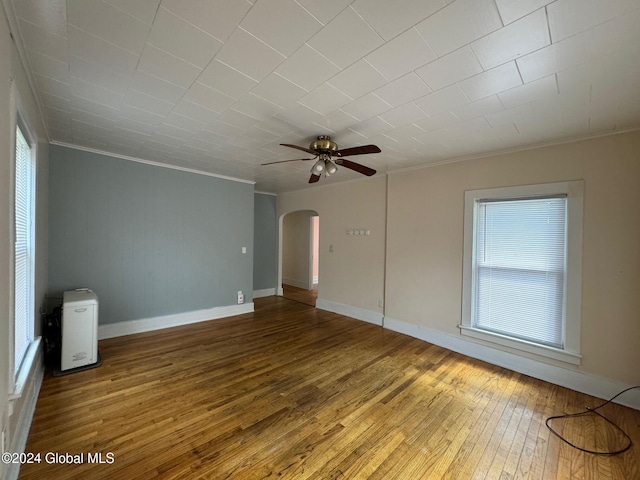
279;210;319;307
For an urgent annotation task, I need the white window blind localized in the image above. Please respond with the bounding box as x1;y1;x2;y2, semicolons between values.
473;196;567;348
14;124;34;373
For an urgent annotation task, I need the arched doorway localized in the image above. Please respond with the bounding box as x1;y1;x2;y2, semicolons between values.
278;210;319;307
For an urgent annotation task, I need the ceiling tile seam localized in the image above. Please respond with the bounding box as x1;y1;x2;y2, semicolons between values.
191;80;238;105
232;0;257;39
155;5;225;45
411;24;439;59
466;43;488;75
33;76;72;100
294;89;352;116
72;90;125;111
344;128;368;140
25;47;70;72
475;10;559;74
130;70;211;127
513;59;525;87
492;0;506;26
209;111;259;132
154;125;195;141
512;122;521;134
72;129;111;143
271;71;310;94
139;41;211;72
379;132;400;145
210;58;266;89
236;25;288;59
349;3;442;53
292;0;325;27
544;5;555;44
300;42;342;71
362;57;390;82
345;5;385;44
311;109;360;130
415;44;482;91
15;16;69;41
68;54;133;89
67;23;147;59
232;92;286;114
320;82;356;105
141;136;181;149
98;0;158;28
545;3;635;47
370;91;393;110
69;77;127;102
123;89;175;110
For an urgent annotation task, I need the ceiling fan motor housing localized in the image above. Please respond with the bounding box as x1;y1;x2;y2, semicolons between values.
310;135;338;154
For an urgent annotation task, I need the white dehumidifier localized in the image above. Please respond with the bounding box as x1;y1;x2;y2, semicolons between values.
61;289;99;372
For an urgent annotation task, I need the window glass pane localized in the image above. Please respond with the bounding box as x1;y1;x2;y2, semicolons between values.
474;197;567;348
14;125;33;373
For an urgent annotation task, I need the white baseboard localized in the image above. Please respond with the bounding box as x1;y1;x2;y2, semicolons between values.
253;288;276;298
98;303;255;340
6;347;44;480
316;298;383;326
384;317;640;410
282;277;309;289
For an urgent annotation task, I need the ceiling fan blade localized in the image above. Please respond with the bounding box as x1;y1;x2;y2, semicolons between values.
335;159;376;176
309;174;321;183
281;143;318;156
261;158;314;165
334;144;381;157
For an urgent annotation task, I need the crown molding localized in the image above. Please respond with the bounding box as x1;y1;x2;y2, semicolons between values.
50;141;257;185
387;126;640;176
1;0;51;143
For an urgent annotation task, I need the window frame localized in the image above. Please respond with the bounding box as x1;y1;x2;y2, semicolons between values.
9;80;38;394
461;181;584;365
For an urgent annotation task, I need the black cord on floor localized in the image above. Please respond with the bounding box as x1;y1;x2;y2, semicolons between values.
545;385;640;455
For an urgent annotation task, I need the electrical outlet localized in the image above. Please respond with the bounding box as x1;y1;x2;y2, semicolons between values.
378;299;384;308
237;291;244;304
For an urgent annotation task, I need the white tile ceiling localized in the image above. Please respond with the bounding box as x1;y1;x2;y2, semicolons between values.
7;0;640;193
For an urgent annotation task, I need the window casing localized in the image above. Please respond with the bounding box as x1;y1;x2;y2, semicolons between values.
461;181;584;365
14;122;35;375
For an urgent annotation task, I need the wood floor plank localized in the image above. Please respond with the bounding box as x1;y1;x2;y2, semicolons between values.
18;297;640;480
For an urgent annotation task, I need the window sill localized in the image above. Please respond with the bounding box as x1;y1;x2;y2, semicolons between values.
10;337;41;400
459;326;581;366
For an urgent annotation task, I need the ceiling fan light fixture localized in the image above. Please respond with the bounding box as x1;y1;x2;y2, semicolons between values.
271;136;380;184
311;159;325;174
325;159;337;175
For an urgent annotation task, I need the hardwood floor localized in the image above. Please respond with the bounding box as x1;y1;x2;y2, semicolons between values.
20;297;640;479
282;284;318;307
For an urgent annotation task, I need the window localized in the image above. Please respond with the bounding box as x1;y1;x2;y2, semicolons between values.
14;122;35;374
461;181;583;365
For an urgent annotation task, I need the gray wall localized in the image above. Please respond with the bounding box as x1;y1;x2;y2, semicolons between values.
253;193;276;291
48;145;254;325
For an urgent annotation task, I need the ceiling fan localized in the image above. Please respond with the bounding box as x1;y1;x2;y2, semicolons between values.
262;135;381;183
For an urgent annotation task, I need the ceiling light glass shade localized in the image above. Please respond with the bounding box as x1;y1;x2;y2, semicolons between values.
311;159;325;174
325;159;337;175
